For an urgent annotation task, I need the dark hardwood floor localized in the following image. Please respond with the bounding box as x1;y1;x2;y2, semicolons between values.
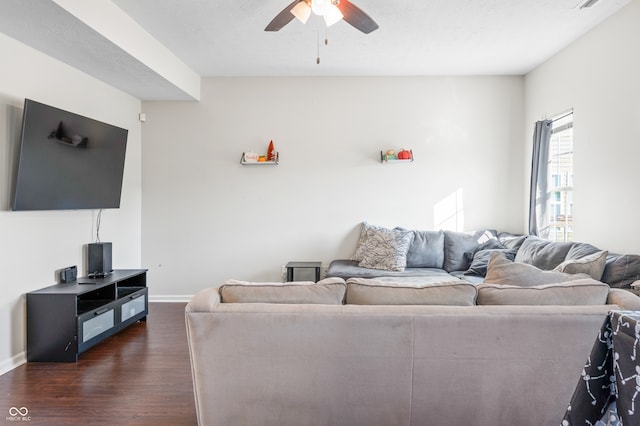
0;303;197;425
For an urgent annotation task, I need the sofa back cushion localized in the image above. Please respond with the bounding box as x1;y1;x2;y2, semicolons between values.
404;230;445;269
564;242;602;261
498;232;528;250
602;254;640;288
514;237;573;270
477;279;610;305
345;277;477;306
443;229;498;272
220;278;346;304
554;250;608;281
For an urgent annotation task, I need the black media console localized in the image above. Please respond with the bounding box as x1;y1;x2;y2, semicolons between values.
27;269;148;362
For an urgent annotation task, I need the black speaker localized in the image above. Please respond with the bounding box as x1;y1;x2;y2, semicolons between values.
88;242;112;277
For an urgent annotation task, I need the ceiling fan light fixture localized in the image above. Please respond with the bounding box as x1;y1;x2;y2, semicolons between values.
323;5;344;27
265;0;378;35
291;1;311;24
311;0;331;16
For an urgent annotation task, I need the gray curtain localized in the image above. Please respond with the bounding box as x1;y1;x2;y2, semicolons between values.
528;120;553;237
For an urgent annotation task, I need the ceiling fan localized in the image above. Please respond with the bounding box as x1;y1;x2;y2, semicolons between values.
265;0;379;34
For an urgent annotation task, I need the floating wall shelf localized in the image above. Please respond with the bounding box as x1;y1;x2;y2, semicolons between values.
380;149;413;163
240;152;279;165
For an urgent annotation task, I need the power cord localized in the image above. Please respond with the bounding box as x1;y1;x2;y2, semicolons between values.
95;209;102;243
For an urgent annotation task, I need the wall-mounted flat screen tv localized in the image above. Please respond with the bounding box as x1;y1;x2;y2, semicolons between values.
12;99;128;211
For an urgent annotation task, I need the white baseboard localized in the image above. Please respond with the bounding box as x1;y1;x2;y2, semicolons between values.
0;351;26;376
149;295;193;303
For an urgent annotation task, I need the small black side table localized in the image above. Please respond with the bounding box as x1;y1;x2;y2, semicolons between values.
286;261;322;282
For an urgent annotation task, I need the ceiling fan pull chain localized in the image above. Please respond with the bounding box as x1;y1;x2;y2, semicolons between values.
316;19;321;64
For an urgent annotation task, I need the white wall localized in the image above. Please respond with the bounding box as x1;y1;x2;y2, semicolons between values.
0;33;142;373
142;76;524;297
525;0;640;254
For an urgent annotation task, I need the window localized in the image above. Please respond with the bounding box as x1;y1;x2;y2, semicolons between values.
547;112;574;242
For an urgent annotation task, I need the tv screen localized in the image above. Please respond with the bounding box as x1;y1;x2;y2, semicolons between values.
12;99;128;211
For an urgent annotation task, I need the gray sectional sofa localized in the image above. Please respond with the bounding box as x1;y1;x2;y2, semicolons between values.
186;279;640;426
327;225;640;288
185;224;640;425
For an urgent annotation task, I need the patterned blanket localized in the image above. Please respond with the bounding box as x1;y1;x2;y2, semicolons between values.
563;310;640;426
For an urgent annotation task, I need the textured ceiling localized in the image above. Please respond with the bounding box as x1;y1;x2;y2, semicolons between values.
0;0;633;100
111;0;631;76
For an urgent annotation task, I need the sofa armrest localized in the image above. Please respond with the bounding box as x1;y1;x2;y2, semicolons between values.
185;287;221;313
607;288;640;310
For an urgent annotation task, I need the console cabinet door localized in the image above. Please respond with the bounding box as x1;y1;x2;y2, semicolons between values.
77;303;116;351
120;289;147;323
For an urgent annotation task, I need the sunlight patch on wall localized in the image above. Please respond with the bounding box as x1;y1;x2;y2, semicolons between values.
434;188;464;231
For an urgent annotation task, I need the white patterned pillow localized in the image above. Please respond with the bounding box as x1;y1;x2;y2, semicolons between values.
352;222;385;261
357;227;414;271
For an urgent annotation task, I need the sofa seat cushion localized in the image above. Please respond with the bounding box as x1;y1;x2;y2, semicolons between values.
327;260;452;280
477;279;610;305
345;277;477;306
220;278;346;304
448;271;485;284
485;251;590;287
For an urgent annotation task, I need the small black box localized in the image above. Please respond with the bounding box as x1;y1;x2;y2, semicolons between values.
87;242;112;278
59;265;77;283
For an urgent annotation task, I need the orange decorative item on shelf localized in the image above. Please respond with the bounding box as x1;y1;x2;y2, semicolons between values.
397;149;412;160
267;140;275;161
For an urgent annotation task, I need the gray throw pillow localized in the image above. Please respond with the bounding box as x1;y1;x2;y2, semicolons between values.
463;248;517;277
404;229;445;269
358;227;414;271
484;251;590;287
514;237;574;270
464;239;505;262
443;229;498;272
554;250;608;280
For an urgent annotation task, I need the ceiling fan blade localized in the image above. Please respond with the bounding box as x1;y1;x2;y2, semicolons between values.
265;0;302;31
336;0;379;34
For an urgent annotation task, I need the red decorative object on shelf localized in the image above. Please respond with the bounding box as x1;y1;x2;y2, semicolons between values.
397;149;412;160
267;140;275;161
